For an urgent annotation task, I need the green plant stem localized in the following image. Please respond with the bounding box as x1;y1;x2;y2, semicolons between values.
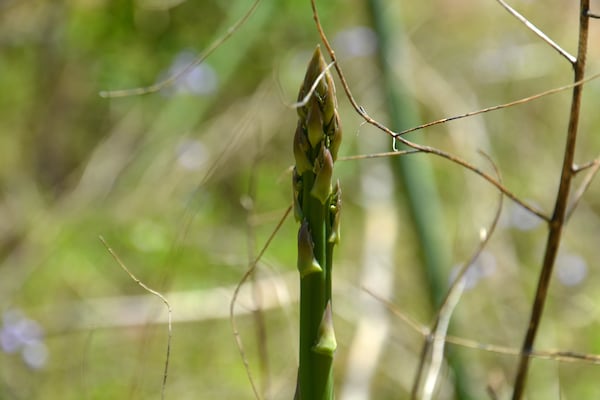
366;0;473;398
298;171;329;400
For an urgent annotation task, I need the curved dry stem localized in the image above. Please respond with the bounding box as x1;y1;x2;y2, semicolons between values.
309;0;549;222
309;0;596;396
99;0;262;98
99;236;172;400
366;289;600;365
442;151;504;303
244;157;271;398
229;204;292;400
363;287;429;337
413;152;504;400
444;338;600;366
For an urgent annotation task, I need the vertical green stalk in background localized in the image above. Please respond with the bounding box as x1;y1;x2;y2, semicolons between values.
293;46;342;400
366;0;474;398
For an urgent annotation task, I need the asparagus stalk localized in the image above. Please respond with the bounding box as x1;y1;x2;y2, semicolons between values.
293;46;342;400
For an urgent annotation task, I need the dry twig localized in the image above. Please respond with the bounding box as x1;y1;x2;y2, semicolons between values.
99;0;262;98
99;236;172;400
510;1;590;397
495;0;576;64
229;205;292;400
308;0;598;397
309;0;548;222
412;152;504;400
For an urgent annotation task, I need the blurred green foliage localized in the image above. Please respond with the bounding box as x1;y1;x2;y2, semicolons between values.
1;0;600;399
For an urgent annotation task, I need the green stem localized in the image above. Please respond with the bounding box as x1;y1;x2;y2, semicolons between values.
303;173;327;273
325;232;334;304
366;0;473;398
298;171;332;400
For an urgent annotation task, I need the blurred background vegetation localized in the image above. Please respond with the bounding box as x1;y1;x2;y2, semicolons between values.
1;0;600;399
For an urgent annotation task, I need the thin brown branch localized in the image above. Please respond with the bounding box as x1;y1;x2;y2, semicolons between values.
99;0;261;98
407;144;546;220
363;287;429;336
99;236;172;400
444;337;600;365
309;0;549;222
512;1;590;398
395;71;600;137
230;205;292;400
337;149;419;161
495;0;576;64
566;158;600;221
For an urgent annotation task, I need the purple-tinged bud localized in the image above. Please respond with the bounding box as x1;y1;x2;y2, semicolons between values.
297;221;322;278
322;76;336;126
328;181;342;244
327;111;342;162
292;168;303;222
310;147;333;204
294;122;312;174
312;301;337;356
306;100;323;149
299;46;329;105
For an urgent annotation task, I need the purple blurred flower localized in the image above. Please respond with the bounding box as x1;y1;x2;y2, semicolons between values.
160;50;218;96
1;309;47;369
